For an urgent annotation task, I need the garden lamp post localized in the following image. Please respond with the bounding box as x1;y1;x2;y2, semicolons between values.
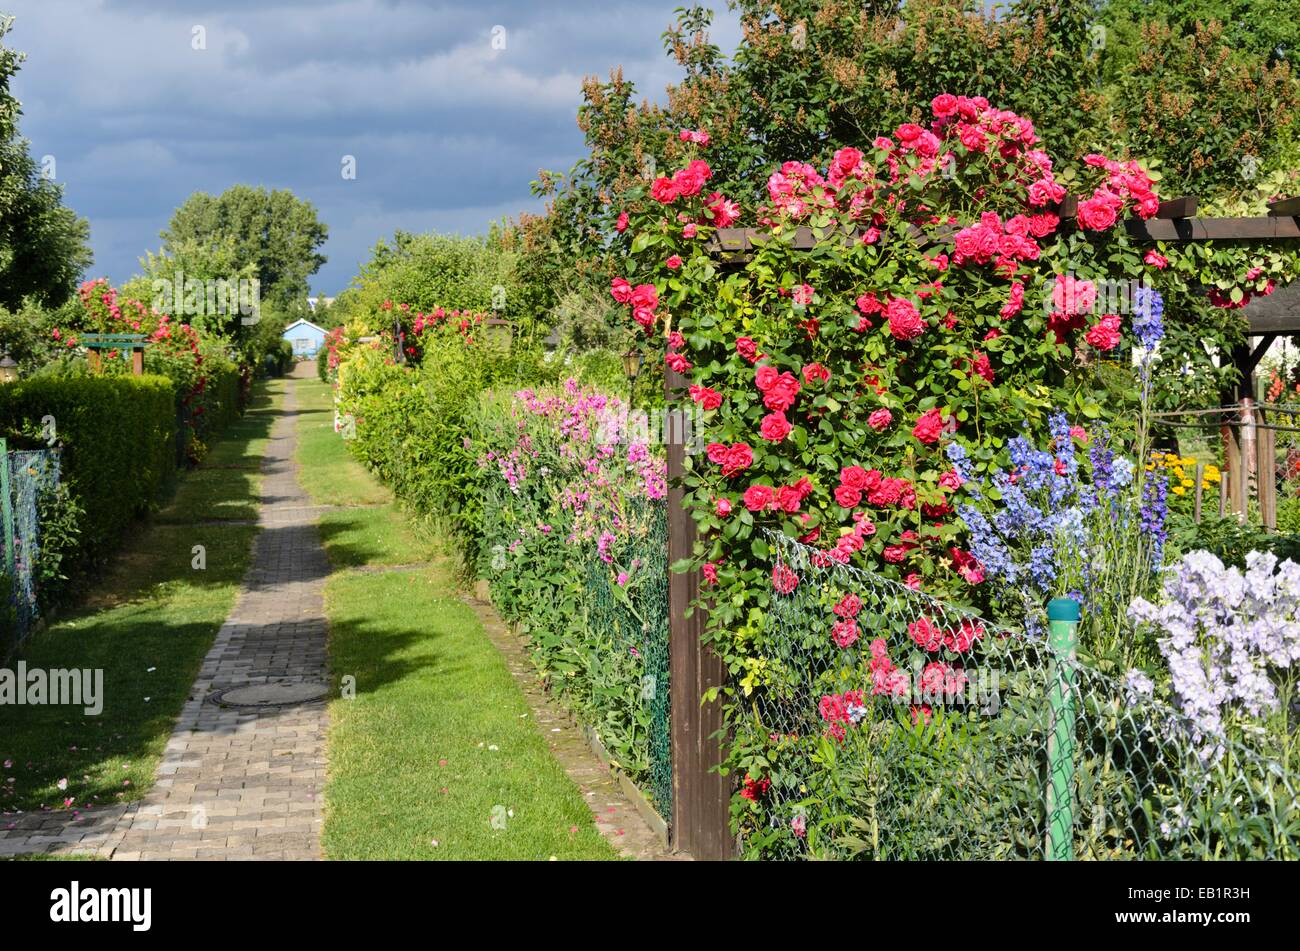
622;346;643;409
0;354;17;384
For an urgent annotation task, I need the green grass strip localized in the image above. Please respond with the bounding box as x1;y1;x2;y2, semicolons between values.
305;378;618;860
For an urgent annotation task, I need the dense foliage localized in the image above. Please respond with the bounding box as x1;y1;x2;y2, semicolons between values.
159;184;328;315
338;322;553;567
471;382;671;804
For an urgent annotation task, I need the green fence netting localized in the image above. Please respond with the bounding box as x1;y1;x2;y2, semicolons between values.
1;447;62;657
743;530;1300;859
480;488;672;824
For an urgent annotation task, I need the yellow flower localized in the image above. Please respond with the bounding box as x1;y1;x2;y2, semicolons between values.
1172;485;1187;496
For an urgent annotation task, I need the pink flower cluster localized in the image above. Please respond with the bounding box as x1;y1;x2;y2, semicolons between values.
907;616;985;653
835;466;916;511
741;478;812;515
484;381;668;553
1077;153;1159;229
609;278;661;333
951;211;1052;276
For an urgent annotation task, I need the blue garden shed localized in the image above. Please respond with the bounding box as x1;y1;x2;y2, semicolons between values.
282;317;328;358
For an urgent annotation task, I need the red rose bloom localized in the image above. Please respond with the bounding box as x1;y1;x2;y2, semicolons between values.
775;485;803;513
867;408;893;431
831;619;859;648
833;593;862;618
760;411;792;442
650;177;679;204
689;384;722;410
912;408;946;444
886;297;925;340
801;362;829;385
772;564;798;595
1084;314;1122;351
834;485;863;508
743;484;775;512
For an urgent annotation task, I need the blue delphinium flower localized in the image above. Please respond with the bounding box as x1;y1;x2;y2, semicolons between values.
944;441;978;496
1132;286;1165;351
957;503;1017;582
1027;543;1058;592
1089;429;1116;497
1111;457;1135;489
1140;467;1169;567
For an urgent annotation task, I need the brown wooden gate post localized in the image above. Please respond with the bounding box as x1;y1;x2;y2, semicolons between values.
665;367;732;859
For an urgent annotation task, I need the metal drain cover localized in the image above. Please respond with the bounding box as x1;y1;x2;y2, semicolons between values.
211;681;330;708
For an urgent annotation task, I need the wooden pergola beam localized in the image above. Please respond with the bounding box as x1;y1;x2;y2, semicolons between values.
1268;196;1300;217
1123;216;1300;240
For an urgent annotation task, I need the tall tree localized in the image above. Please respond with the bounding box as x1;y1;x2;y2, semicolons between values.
159;184;328;313
0;14;92;310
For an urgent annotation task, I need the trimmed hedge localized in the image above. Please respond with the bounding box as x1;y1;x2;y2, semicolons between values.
0;373;177;570
195;360;244;447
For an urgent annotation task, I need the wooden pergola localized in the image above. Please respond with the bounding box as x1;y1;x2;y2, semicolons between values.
706;194;1300;397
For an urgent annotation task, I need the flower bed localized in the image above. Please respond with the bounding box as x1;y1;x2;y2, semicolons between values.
471;382;672;816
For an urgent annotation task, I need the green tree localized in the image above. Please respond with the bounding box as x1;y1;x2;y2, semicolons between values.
0;14;92;310
159;184;328;313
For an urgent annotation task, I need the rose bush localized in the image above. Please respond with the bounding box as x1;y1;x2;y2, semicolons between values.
605;94;1300;853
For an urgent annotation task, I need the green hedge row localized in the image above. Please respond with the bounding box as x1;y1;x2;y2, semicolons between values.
0;373;177;570
339;331;554;567
195;361;244;448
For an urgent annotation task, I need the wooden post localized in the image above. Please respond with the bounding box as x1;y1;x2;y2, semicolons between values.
1258;421;1277;531
1193;461;1204;524
1241;398;1257;519
87;350;101;374
1224;421;1246;522
665;367;732;860
131;346;144;376
1219;463;1229;519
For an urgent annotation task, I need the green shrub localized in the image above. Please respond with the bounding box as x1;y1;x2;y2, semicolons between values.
338;327;557;568
0;373;176;570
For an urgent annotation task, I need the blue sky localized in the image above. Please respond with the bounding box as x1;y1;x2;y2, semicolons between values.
5;0;741;295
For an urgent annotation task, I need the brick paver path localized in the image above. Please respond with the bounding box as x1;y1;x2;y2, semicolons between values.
104;371;331;859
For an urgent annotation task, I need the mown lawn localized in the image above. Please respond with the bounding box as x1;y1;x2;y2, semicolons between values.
0;380;281;818
295;377;436;567
306;378;618;860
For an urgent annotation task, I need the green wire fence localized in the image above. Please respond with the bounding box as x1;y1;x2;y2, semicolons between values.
741;530;1300;859
0;442;63;658
479;488;672;824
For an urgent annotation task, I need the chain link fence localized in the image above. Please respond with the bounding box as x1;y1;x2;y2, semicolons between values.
740;530;1299;859
1;447;63;657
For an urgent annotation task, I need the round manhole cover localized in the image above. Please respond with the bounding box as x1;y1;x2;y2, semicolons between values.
211;681;330;708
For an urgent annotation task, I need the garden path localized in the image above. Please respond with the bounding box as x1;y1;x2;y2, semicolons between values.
103;369;330;859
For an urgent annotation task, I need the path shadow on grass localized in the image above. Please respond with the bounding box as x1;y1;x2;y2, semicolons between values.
323;606;461;705
0;617;226;814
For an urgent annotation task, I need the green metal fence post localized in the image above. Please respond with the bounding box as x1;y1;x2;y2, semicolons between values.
1045;597;1080;861
0;438;13;579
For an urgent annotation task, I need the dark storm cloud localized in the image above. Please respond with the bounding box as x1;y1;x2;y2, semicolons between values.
4;0;740;293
